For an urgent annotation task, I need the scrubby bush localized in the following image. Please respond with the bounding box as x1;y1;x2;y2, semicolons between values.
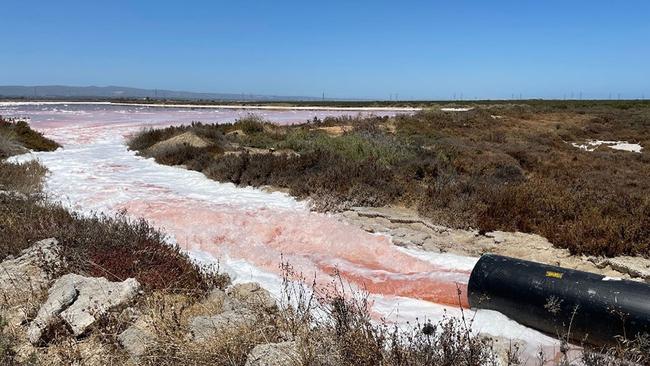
0;160;47;195
128;103;650;258
232;115;267;134
0;134;27;159
0;118;60;152
204;150;401;210
127;126;186;151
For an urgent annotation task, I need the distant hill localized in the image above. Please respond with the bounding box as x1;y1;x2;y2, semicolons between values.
0;85;321;101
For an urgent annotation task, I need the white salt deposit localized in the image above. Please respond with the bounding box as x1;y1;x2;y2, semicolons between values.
572;140;643;153
440;107;474;112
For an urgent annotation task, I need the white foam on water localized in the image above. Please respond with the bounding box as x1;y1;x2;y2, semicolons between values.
396;246;479;272
0;101;113;107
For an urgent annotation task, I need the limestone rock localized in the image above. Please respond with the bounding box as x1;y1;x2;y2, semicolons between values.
0;238;62;306
245;341;300;366
28;274;140;344
590;256;650;282
190;310;256;342
118;322;156;359
227;282;276;310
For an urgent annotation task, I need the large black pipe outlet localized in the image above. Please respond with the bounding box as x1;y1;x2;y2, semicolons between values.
468;254;650;346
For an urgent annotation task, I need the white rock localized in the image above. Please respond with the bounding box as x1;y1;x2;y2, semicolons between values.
28;274;140;344
0;238;62;306
118;323;156;359
190;310;256;342
228;282;276;310
245;341;300;366
590;256;650;282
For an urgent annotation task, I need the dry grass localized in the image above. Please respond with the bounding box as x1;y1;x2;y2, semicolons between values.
0;160;47;195
272;265;503;366
0;134;27;159
131;265;505;366
0;117;60;153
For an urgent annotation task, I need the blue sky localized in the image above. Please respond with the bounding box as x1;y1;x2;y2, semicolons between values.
2;0;649;100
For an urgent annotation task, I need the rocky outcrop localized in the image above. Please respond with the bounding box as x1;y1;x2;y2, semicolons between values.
0;238;63;307
245;341;300;366
190;309;257;342
118;320;156;359
28;274;140;344
187;282;275;342
589;256;650;282
227;282;276;310
339;206;650;280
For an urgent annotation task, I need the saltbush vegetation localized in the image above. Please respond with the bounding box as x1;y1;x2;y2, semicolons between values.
129;103;650;258
0;117;60;154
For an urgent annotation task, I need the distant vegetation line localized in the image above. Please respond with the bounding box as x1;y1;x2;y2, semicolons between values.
3;95;650;110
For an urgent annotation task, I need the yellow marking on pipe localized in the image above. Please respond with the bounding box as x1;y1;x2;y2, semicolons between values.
546;271;564;279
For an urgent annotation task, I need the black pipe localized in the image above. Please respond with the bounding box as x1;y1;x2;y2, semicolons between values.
467;254;650;346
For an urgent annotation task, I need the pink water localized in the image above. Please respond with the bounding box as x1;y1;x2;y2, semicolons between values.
2;102;566;361
2;102;470;305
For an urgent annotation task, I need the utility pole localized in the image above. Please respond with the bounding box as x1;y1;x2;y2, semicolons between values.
322;92;325;101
